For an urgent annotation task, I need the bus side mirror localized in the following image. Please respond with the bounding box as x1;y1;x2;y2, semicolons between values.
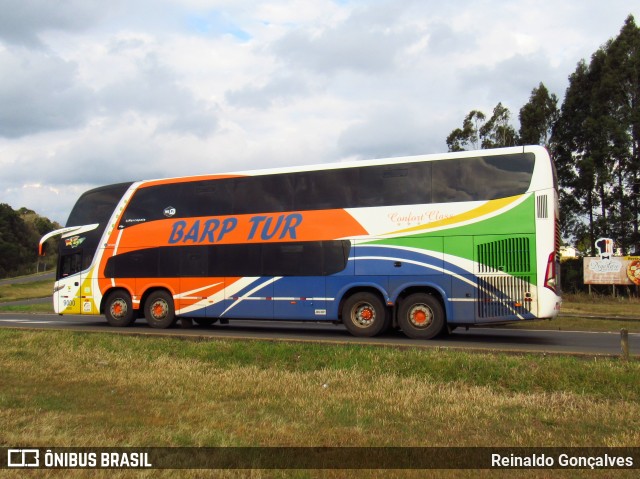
39;241;47;256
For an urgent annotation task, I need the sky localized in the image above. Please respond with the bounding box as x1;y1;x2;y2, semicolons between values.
1;0;638;224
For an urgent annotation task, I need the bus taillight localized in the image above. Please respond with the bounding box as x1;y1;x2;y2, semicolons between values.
544;252;557;293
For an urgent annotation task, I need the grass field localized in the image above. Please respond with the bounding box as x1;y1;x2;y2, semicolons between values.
2;282;639;477
1;329;639;478
0;279;52;303
502;315;640;333
561;292;640;317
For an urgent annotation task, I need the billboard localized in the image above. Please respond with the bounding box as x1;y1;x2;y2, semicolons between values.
583;256;640;285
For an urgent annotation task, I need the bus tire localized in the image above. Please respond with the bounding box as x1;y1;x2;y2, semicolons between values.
342;292;389;337
144;290;176;329
104;290;135;327
398;293;445;339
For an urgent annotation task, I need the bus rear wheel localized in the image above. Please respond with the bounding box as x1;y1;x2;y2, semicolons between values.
104;290;135;327
342;292;389;337
398;293;445;339
145;291;176;329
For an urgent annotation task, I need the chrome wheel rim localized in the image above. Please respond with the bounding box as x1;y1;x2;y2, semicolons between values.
110;299;128;320
150;299;169;320
408;304;433;329
351;302;376;328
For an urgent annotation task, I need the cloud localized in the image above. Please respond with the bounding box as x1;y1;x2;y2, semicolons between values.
0;0;114;48
458;52;568;115
0;41;219;140
1;0;640;226
0;122;162;187
225;74;312;109
185;10;251;41
272;3;421;75
425;21;476;56
337;105;441;160
98;53;219;139
0;49;93;138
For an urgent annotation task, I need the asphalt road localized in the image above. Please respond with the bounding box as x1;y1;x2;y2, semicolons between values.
0;272;54;286
0;312;637;357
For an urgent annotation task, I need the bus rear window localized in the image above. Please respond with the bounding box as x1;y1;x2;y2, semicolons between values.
432;153;534;203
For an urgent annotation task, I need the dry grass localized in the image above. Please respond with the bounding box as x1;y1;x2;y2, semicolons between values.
1;330;639;478
501;316;640;333
0;279;52;302
561;293;640;317
2;468;624;479
1;330;638;448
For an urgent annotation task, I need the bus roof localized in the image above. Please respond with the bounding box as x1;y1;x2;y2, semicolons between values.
136;145;548;188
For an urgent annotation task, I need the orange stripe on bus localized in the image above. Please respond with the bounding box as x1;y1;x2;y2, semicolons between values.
136;174;244;188
113;209;367;249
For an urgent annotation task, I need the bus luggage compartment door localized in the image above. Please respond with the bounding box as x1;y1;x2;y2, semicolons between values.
273;277;326;320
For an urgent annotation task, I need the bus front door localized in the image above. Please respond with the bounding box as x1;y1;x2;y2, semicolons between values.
57;250;84;314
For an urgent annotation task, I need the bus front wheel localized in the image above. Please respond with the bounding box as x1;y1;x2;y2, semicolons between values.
398;293;444;339
104;290;135;327
342;292;389;337
144;291;176;329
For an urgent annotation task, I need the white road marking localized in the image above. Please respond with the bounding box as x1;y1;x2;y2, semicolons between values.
0;319;73;324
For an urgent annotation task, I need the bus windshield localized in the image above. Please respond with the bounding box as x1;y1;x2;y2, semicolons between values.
66;182;132;227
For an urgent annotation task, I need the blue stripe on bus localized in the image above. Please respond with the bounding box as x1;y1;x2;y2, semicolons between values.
189;246;536;322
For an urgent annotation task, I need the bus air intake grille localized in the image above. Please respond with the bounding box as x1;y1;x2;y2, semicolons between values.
477;237;530;274
478;275;532;318
537;194;548;219
555;219;561;261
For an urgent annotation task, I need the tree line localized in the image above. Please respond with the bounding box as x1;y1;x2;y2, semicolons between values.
446;15;639;256
0;203;60;278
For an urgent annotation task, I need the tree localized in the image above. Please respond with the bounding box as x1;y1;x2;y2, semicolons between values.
0;204;35;277
551;60;592;250
446;104;518;152
552;15;640;254
446;110;485;151
479;102;519;148
602;15;640;253
444;15;640;255
0;204;60;277
519;83;559;147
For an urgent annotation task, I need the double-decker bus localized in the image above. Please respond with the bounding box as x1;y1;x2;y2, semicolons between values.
39;145;561;339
